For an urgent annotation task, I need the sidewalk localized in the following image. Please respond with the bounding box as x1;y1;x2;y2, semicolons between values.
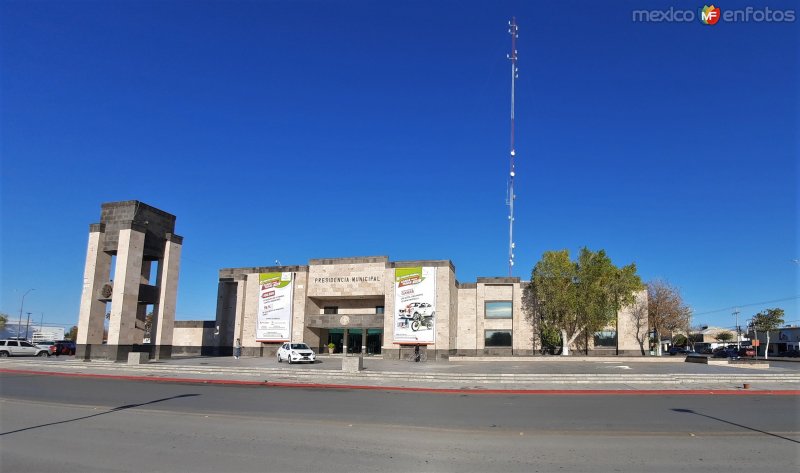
2;355;799;393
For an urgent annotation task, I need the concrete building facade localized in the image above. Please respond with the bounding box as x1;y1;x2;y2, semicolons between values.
213;256;646;359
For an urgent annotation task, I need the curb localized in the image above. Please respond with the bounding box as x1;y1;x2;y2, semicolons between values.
4;368;800;396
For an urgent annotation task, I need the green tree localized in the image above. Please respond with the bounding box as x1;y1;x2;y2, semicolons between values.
647;280;691;356
0;312;8;331
750;308;785;359
672;334;688;347
529;250;578;355
539;323;562;354
526;248;641;356
715;331;734;344
66;326;78;340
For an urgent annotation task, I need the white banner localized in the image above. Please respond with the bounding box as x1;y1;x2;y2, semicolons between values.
393;266;436;344
256;272;294;342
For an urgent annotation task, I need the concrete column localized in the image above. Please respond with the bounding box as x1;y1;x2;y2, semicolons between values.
133;260;152;345
153;234;182;360
150;258;164;348
343;328;348;355
107;227;145;360
76;224;111;356
232;276;246;350
362;328;367;354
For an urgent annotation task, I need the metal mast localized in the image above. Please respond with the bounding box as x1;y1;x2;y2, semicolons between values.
506;18;519;276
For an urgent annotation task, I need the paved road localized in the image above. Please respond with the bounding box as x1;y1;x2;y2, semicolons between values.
1;373;798;472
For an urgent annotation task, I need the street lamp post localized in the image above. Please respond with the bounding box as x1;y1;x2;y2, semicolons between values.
17;288;35;339
25;312;32;340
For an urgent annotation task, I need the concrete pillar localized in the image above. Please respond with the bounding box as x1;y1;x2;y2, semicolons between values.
152;234;182;360
107;227;145;360
362;328;367;354
133;260;152;345
76;224;111;358
343;328;348;355
232;276;246;352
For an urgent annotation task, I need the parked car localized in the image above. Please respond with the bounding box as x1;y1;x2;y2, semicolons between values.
50;341;77;356
277;343;316;364
777;349;800;358
35;340;56;351
668;347;695;356
0;340;50;357
712;349;740;360
738;347;756;357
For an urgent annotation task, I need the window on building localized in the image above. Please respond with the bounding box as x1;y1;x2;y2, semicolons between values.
594;330;617;347
375;306;385;314
485;330;512;347
323;306;338;315
485;301;512;319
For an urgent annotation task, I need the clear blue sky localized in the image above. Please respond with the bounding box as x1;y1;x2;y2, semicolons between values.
1;0;797;332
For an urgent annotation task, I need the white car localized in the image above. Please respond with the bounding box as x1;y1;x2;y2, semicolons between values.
0;340;50;357
277;343;316;364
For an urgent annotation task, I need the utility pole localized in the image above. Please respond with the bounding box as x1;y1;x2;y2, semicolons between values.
505;17;519;276
733;308;741;350
17;288;35;339
25;312;32;340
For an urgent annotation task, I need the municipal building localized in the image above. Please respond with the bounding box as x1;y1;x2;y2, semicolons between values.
77;201;644;361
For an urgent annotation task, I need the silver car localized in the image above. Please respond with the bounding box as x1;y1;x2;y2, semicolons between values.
0;340;50;357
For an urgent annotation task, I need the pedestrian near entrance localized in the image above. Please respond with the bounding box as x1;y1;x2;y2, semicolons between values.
234;338;242;359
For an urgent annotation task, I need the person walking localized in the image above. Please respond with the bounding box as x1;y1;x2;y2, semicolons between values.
234;338;242;359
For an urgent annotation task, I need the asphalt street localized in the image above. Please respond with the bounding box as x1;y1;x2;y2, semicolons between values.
1;373;798;472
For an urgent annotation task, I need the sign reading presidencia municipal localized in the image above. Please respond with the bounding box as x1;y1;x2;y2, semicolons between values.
393;267;437;344
256;272;294;342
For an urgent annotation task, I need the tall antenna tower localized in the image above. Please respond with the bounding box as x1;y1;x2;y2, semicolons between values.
506;18;519;276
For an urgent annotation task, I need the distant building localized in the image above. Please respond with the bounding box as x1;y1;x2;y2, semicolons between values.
31;326;65;342
691;325;748;352
748;326;800;356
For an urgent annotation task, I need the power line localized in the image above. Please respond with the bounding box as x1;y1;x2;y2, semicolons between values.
692;296;800;316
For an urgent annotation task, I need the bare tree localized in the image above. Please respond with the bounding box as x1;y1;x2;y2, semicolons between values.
647;280;691;356
629;297;649;355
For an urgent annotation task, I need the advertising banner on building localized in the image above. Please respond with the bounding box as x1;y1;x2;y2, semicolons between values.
393;266;436;344
256;272;294;342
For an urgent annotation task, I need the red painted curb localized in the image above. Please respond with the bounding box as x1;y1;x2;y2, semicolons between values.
2;368;799;396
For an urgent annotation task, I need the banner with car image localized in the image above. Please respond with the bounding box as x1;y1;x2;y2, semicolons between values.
256;272;294;342
393;266;437;343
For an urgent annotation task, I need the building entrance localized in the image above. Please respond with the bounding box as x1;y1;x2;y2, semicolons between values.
327;329;382;355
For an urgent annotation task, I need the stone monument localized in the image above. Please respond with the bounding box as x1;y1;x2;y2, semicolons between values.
76;201;182;361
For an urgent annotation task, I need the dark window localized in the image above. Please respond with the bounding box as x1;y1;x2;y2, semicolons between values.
375;306;385;314
324;306;338;315
8;341;18;347
485;330;512;347
485;301;512;319
594;330;617;347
